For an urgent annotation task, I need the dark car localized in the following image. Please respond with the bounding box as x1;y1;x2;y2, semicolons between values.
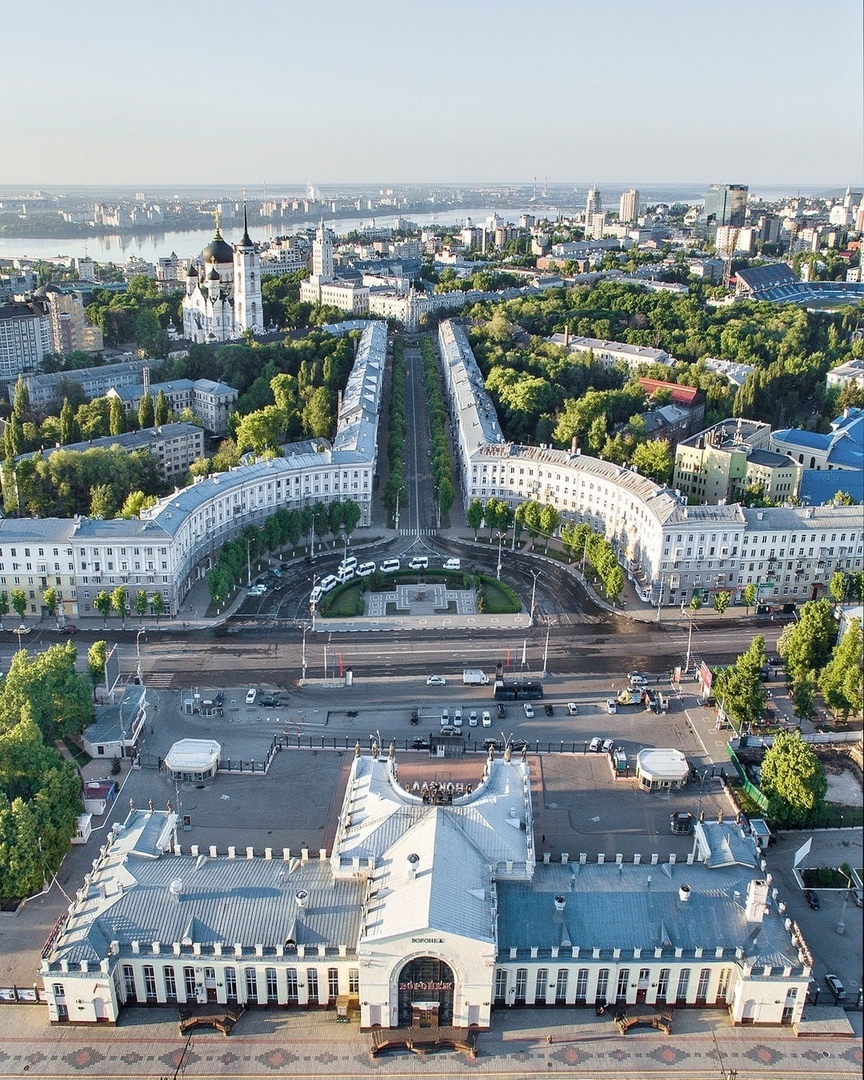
59;623;78;634
258;693;280;707
508;738;528;751
411;737;430;750
543;703;554;716
483;738;504;752
495;703;506;719
214;691;224;707
804;889;820;910
410;707;419;726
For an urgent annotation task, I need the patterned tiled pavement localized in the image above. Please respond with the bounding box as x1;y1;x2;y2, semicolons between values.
0;1004;860;1079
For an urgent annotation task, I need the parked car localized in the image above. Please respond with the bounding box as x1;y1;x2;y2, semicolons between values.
853;888;863;908
336;566;355;583
426;674;446;686
628;672;648;685
319;575;338;592
443;558;461;570
440;709;449;726
567;701;578;715
259;693;279;707
484;738;504;752
804;889;820;910
247;583;267;596
410;707;419;725
357;561;376;577
468;710;479;726
411;737;430;750
495;703;507;719
523;702;535;718
245;688;257;705
380;558;400;573
825;973;845;999
409;555;429;570
481;710;492;727
453;707;463;727
268;566;282;579
59;623;78;634
606;698;617;714
214;692;224;707
543;703;554;716
601;738;614;754
508;738;528;751
589;737;602;752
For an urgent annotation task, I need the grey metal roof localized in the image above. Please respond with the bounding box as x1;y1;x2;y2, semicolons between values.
497;861;801;970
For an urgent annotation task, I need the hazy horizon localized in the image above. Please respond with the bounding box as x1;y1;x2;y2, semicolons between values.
5;0;863;189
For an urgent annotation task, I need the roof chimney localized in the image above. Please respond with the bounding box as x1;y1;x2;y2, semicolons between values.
554;895;566;912
745;879;769;924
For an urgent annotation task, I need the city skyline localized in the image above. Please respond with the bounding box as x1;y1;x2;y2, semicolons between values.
5;0;862;188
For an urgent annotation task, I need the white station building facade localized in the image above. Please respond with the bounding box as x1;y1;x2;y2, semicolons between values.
41;748;811;1028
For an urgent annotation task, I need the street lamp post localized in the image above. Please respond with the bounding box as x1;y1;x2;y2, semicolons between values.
246;538;252;587
496;533;504;580
529;570;540;625
655;576;664;622
301;624;308;686
135;629;145;684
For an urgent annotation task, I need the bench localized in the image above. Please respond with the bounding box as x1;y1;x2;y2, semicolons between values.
615;1010;674;1035
178;1005;244;1036
371;1025;478;1059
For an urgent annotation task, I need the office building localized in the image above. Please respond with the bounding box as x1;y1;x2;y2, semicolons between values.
703;184;748;228
619;189;639;224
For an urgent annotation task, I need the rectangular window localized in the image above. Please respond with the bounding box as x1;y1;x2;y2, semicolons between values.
328;968;339;1003
245;967;258;1003
535;968;548;1003
164;965;177;1000
123;964;136;1000
184;966;197;999
716;968;730;1001
676;969;690;1003
494;968;508;1003
514;967;528;1004
306;968;319;1004
286;968;298;1002
348;968;359;995
555;969;568;1004
143;965;157;1000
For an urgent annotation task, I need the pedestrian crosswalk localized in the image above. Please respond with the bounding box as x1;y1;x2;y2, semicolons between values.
142;671;174;689
399;528;437;536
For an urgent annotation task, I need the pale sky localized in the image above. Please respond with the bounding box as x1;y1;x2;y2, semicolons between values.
5;0;862;189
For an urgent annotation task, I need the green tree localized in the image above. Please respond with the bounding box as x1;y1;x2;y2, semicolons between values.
59;398;79;445
466;498;484;539
689;595;702;612
714;635;766;729
89;483;116;519
713;590;731;615
0;591;8;627
87;640;108;700
138;391;155;430
0;643;94;741
631;439;673;484
111;585;127;625
819;620;863;720
792;672;816;720
742;583;757;615
154;389;169;426
207;566;231;608
760;730;827;824
135;589;149;623
10;589;27;620
94;590;112;626
109;395;125;436
150;593;165;624
42;587;58;620
119;490;157;518
778;598;837;689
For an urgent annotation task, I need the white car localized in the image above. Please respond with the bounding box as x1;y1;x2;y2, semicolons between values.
589;736;602;752
601;738;614;754
567;702;579;715
452;708;463;727
468;710;478;727
481;710;492;727
606;699;617;714
409;555;429;570
628;672;648;686
319;574;339;592
443;557;461;570
426;674;446;686
440;709;449;726
357;561;376;577
247;583;266;596
245;688;257;705
523;702;535;718
380;558;400;573
310;586;323;605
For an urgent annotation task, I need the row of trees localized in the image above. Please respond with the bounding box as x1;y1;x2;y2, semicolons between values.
0;643;94;900
777;597;862;721
206;501;362;606
384;336;408;522
419;336;455;517
91;586;166;626
560;521;625;601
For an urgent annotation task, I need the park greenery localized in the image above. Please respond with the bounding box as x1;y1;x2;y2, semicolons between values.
713;636;767;730
0;643;93;901
777;598;838;717
419;335;455;517
464;281;864;457
384;336;408;523
84;276;180;354
759;730;827;825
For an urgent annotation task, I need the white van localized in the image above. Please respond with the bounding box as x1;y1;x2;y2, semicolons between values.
380;558;400;573
336;566;355;583
409;555;429;570
357;561;376;577
319;574;339;592
310;585;323;605
338;556;358;576
443;557;461;570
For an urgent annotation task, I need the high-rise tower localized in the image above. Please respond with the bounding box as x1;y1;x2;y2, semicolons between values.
233;203;264;335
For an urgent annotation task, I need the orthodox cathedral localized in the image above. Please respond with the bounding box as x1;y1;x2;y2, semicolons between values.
182;209;264;344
